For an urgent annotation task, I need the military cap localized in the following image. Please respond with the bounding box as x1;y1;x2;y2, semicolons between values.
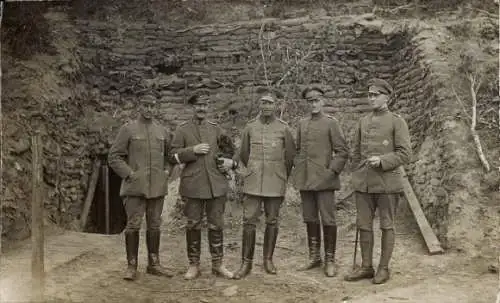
187;89;211;105
301;86;325;99
256;87;282;102
367;78;393;95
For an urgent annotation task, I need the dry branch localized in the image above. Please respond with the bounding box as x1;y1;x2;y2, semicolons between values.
277;43;316;119
258;23;270;87
452;86;497;129
471;8;499;19
452;86;470;118
275;43;316;88
468;74;490;172
373;3;424;14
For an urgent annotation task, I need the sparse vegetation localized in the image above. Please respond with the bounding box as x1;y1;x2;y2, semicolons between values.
455;48;493;171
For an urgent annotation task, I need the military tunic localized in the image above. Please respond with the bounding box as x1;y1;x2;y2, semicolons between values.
238;115;296;226
170;118;235;230
350;109;411;231
238;115;296;197
290;112;349;191
290;112;349;226
108;118;172;231
170;119;233;199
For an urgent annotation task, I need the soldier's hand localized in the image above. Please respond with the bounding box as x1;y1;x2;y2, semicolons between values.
367;156;381;168
125;171;137;182
193;143;210;155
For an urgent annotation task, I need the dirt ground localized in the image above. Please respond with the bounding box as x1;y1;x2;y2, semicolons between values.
2;182;498;303
1;1;499;302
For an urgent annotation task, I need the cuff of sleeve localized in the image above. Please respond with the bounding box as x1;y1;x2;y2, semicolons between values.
174;153;182;164
180;148;198;162
379;159;391;171
124;170;133;181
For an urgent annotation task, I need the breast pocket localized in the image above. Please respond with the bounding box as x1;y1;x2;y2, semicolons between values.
130;137;146;153
154;135;165;154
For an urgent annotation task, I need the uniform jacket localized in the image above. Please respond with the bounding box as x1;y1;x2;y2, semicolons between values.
238;115;296;197
108;118;172;199
351;109;411;193
170;118;234;199
290;112;349;191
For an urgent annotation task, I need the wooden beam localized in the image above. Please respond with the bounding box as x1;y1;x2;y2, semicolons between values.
31;132;45;301
399;167;444;255
0;7;4;302
496;255;500;303
103;163;110;234
80;159;101;231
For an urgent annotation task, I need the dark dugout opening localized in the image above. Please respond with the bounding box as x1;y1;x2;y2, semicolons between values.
85;156;127;234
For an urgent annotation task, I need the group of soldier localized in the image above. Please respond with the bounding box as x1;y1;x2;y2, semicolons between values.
107;77;412;286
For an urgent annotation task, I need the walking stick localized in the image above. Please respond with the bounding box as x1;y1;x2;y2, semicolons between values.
352;228;359;271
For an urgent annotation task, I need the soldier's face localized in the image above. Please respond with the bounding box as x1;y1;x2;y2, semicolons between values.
368;86;389;110
139;99;157;120
305;90;324;114
193;97;209;119
259;97;275;117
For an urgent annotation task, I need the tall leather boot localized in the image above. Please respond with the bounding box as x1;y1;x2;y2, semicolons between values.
323;225;337;277
208;229;234;279
298;222;321;271
184;229;201;280
233;225;256;280
145;230;174;277
124;231;139;281
373;229;395;284
344;230;375;281
263;224;279;275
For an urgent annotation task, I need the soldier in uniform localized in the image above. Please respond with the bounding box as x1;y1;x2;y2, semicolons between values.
108;94;173;281
233;89;296;279
170;90;236;280
344;78;411;284
290;86;349;277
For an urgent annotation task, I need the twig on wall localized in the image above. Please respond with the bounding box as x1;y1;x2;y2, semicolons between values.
258;22;270;87
467;74;490;172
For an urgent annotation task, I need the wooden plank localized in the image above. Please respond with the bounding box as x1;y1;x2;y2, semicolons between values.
80;159;101;230
56;144;62;224
497;255;500;303
103;163;110;234
31;132;45;301
399;167;444;255
0;7;5;303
